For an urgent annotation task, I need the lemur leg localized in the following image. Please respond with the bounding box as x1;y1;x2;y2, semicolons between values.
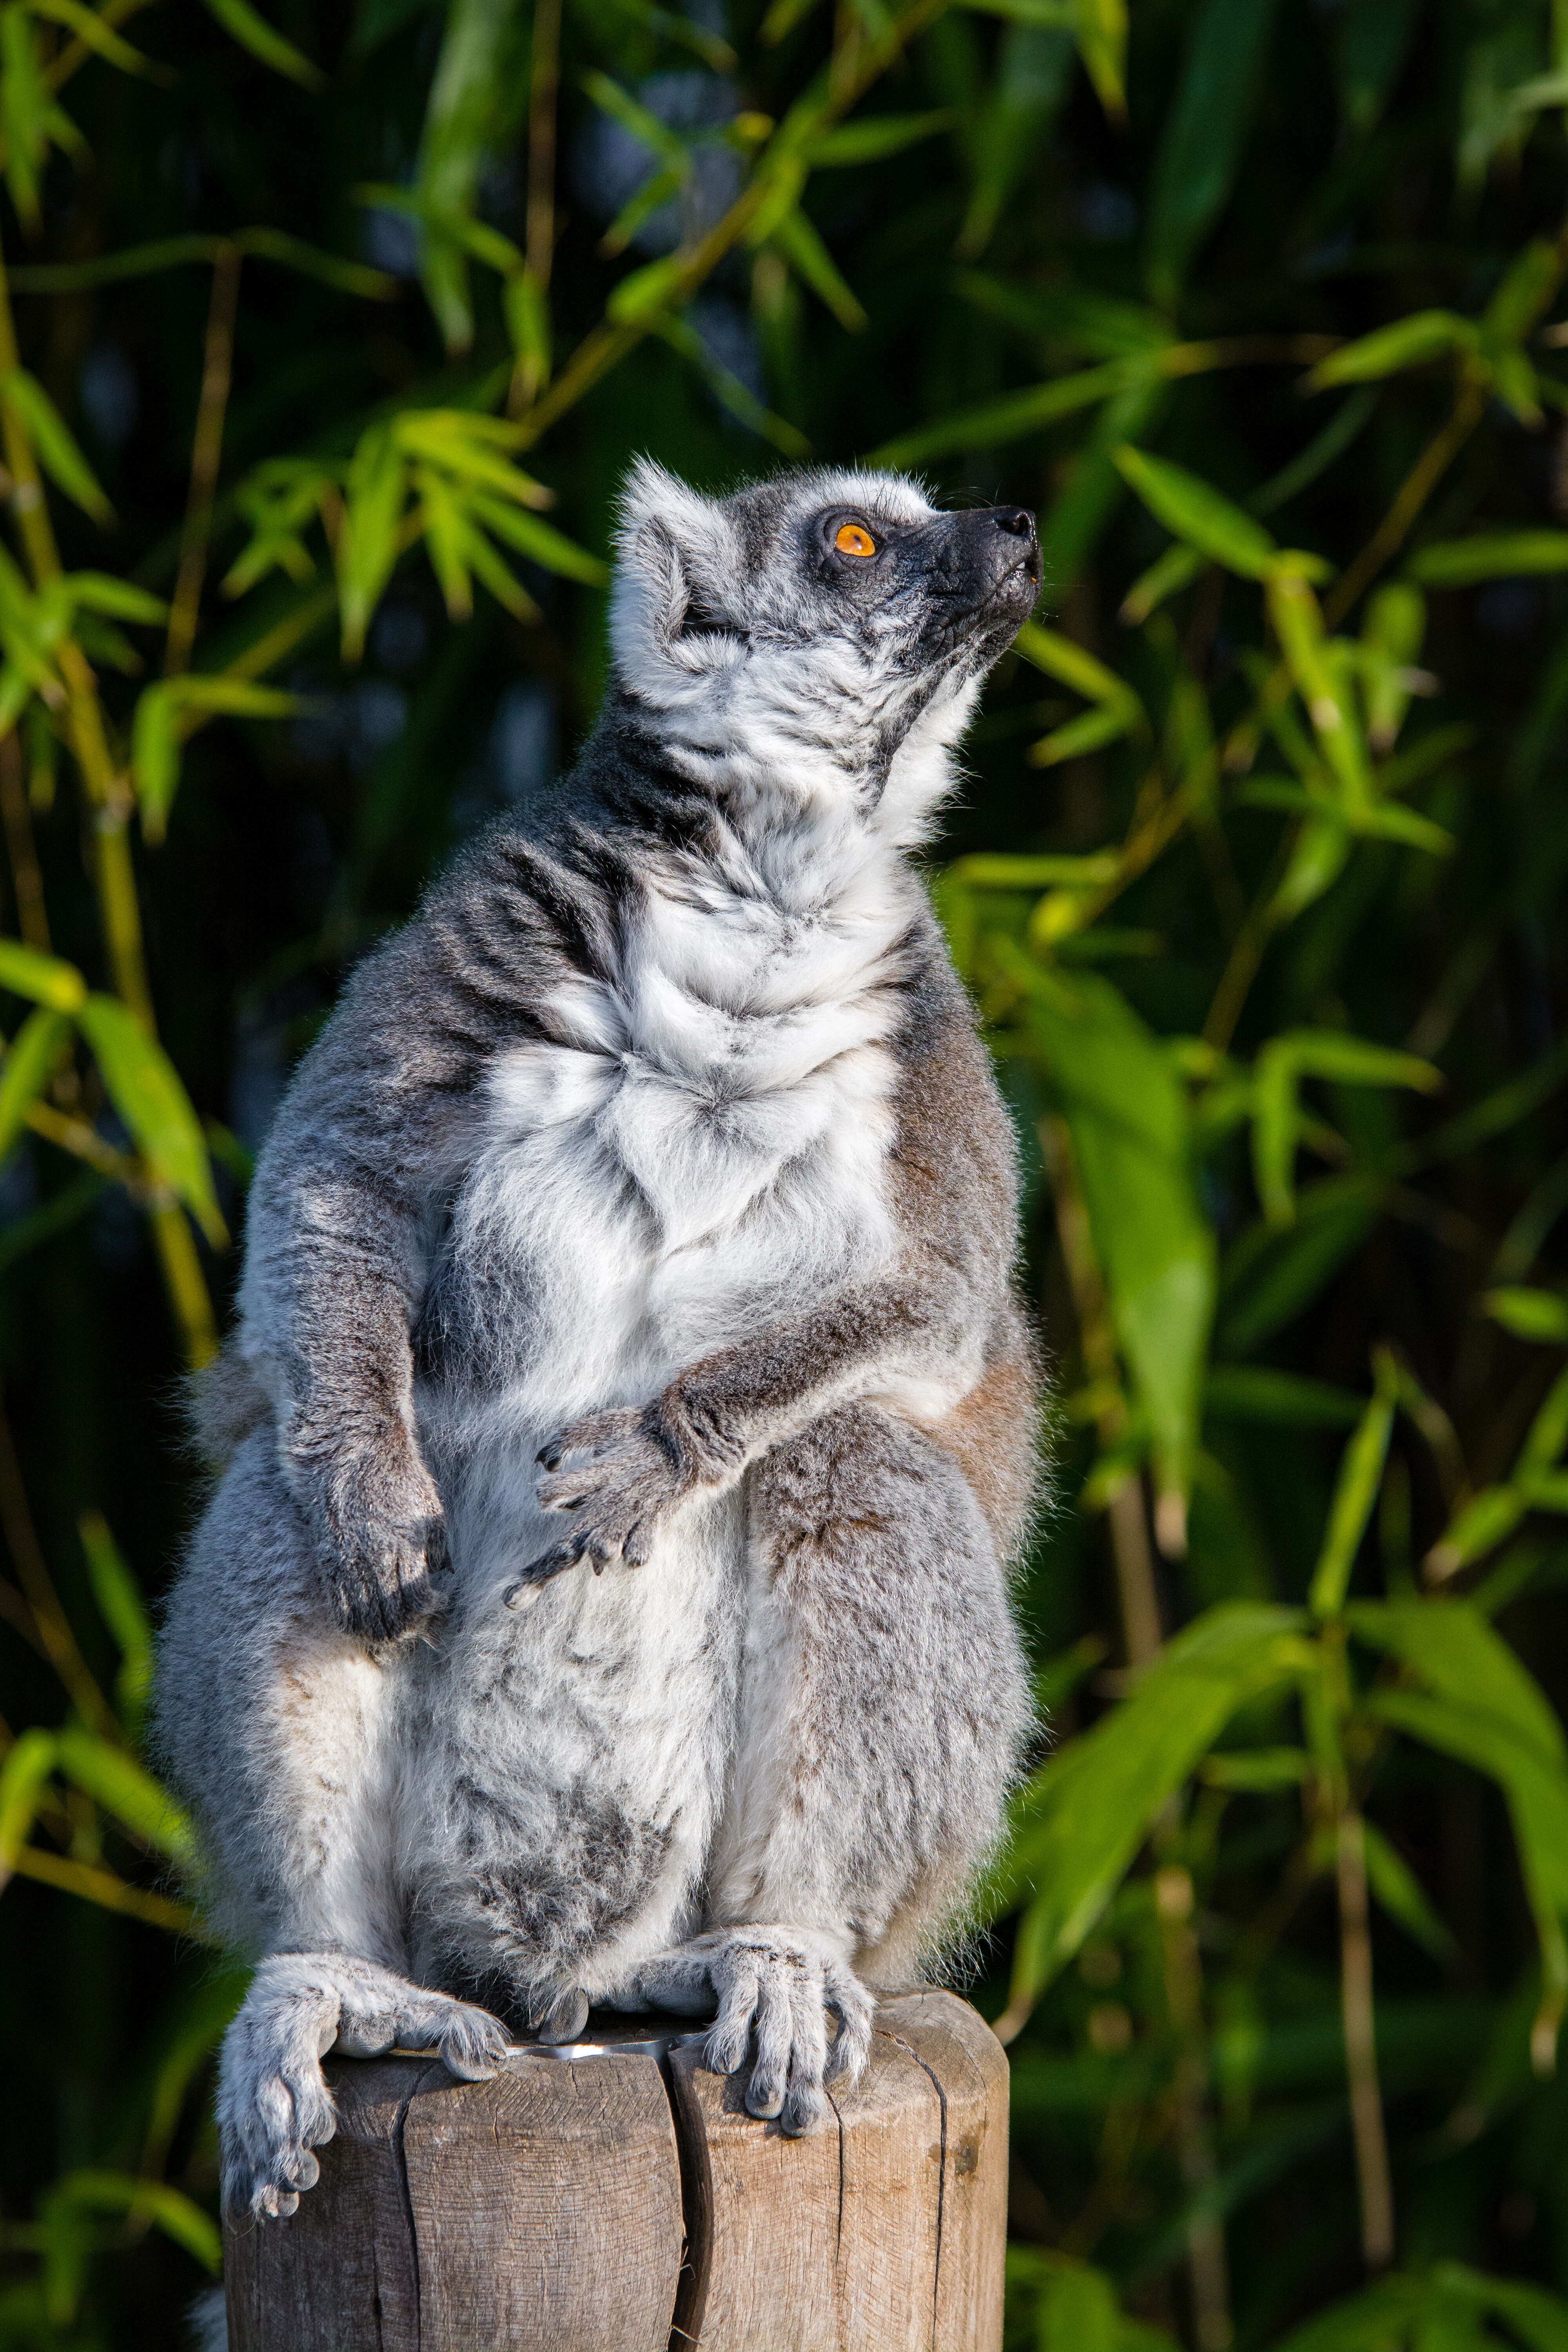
156;1431;507;2221
619;1402;1031;2133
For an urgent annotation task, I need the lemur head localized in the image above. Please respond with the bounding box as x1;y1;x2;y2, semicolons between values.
608;461;1038;802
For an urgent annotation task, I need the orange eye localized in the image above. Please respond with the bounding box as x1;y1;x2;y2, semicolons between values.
834;522;877;558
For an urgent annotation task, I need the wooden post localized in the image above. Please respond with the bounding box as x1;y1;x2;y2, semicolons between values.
223;1988;1007;2352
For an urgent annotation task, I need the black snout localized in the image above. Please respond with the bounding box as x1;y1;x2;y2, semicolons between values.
985;505;1039;581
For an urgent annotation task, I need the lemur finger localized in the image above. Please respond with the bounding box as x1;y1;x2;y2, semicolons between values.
706;1960;761;2076
779;1972;831;2137
744;1969;794;2119
506;1535;589;1598
824;1967;875;2086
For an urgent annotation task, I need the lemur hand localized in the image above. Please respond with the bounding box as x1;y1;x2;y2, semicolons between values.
302;1429;450;1643
510;1388;740;1598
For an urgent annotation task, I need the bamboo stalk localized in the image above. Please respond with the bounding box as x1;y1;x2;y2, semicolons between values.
0;725;47;949
1336;1802;1396;2267
0;238;218;1363
165;241;242;677
0;1391;119;1740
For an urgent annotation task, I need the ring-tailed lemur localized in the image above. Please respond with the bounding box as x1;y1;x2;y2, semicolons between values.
155;460;1041;2227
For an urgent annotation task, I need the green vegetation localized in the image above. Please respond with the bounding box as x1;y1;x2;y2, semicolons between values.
4;0;1568;2343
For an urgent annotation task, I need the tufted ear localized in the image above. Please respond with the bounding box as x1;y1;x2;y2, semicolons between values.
609;459;743;686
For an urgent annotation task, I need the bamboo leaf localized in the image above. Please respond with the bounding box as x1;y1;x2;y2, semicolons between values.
1483;1287;1568;1345
74;995;226;1245
0;937;85;1012
45;2170;221;2273
78;1510;152;1737
131;678;298;841
1112;445;1280;579
198;0;325;85
336;424;408;661
1308;1352;1399;1615
1145;0;1277;305
1408;532;1568;588
1361;1820;1457;1959
1307;311;1474;389
0;1727;56;1871
985;1603;1309;2010
1022;963;1215;1514
53;1728;194;1863
0;369;112;526
867;359;1132;467
0;1003;70;1158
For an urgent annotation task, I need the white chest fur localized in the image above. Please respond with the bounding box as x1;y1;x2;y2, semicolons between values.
439;826;909;1439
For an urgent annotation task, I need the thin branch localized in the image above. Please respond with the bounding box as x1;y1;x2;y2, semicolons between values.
165;242;242;677
0;725;47;950
1336;1802;1396;2267
0;1390;118;1740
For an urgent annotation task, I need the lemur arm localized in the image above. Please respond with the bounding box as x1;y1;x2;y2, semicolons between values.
234;904;511;1641
525;984;1023;1585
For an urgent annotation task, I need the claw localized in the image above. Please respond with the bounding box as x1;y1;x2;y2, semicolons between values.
537;1985;590;2044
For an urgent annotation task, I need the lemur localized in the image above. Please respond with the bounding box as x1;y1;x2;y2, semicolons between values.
154;461;1042;2227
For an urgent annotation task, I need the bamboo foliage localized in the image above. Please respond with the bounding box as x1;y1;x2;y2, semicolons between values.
4;0;1568;2343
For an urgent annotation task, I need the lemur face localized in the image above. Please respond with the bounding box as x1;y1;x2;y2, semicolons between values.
608;460;1039;756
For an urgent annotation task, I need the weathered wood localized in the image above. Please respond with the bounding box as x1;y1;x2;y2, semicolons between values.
223;1991;1008;2352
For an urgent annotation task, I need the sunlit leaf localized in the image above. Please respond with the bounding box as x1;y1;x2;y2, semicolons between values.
0;370;112;526
1112;445;1280;579
53;1728;194;1863
985;1604;1308;2020
0;937;85;1013
1021;962;1215;1517
0;1003;69;1159
1307;311;1474;390
198;0;325;83
74;995;226;1245
1408;532;1568;588
1308;1354;1398;1616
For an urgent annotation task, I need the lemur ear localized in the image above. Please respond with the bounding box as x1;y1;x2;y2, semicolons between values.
610;458;742;684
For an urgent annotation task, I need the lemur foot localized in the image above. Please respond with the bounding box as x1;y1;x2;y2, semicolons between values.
619;1926;873;2135
218;1953;507;2223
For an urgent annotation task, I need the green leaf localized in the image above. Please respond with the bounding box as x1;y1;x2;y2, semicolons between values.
74;995;226;1245
0;1727;56;1870
987;1603;1308;2011
0;370;112;526
198;0;325;83
0;1002;69;1158
1483;1286;1568;1343
469;499;610;586
1144;0;1277;306
27;0;159;74
1112;445;1280;580
1022;964;1215;1515
1360;581;1426;751
1368;1686;1568;2065
1272;2276;1430;2352
0;937;85;1012
45;2170;221;2274
867;359;1132;468
1408;532;1568;588
1349;1599;1567;1769
1361;1820;1457;1958
1308;1352;1398;1615
804;108;955;163
1120;541;1205;626
955;30;1077;258
79;1510;153;1736
131;677;299;842
769;207;867;331
53;1729;194;1863
1014;620;1127;702
412;0;521;350
1204;1366;1364;1427
336;423;408;661
1307;311;1473;390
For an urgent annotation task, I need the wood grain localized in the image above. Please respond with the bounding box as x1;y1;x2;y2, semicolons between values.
406;2049;684;2352
222;1992;1007;2352
225;2053;434;2352
668;1987;1005;2351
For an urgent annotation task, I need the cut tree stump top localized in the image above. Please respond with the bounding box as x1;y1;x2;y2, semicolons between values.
223;1986;1008;2352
